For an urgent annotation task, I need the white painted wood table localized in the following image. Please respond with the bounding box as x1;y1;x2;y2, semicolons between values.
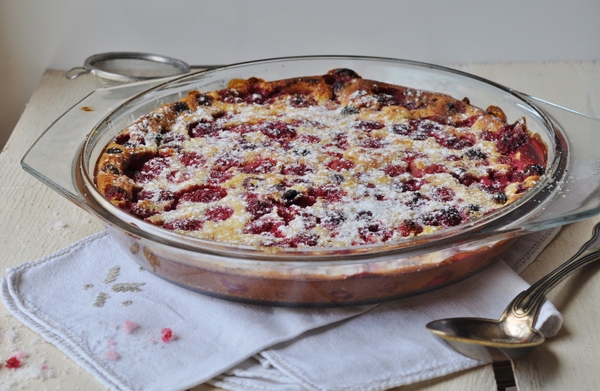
1;62;599;390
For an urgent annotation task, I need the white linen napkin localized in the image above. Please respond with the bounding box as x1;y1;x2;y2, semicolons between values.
1;228;562;391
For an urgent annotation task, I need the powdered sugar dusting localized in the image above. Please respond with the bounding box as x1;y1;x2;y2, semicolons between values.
98;72;545;248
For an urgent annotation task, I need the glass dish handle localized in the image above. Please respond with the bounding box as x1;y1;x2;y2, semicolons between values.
20;80;161;211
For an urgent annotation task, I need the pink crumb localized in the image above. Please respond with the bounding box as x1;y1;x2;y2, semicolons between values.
41;364;49;370
13;351;27;359
123;320;139;334
161;328;176;343
104;350;120;361
5;356;21;369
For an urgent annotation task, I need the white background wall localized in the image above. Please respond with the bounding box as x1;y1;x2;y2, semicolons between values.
1;0;599;150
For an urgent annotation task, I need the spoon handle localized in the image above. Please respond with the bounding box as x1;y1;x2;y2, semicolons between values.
505;221;600;325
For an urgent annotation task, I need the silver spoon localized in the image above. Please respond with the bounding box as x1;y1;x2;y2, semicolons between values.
426;221;600;362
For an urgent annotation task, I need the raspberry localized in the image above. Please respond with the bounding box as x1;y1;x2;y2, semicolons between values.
258;120;297;139
134;157;170;183
496;120;529;155
245;195;275;218
178;185;227;203
360;138;385;148
205;206;234;222
179;151;205;168
244;217;284;236
431;187;455;202
309;185;346;202
5;356;21;369
161;328;175;343
280;163;314;176
241;158;277;174
208;170;234;184
454;115;479;128
136;189;175;202
163;219;203;231
166;169;192;184
298;134;321;143
327;133;349;149
358;222;392;243
353;120;384;131
397;220;423;237
188;120;221;138
213;154;241;171
326;158;355;172
289;94;316;108
285;233;320;247
104;186;128;201
383;164;406;177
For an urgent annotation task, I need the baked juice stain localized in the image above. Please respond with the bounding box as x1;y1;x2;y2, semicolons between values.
81;106;94;112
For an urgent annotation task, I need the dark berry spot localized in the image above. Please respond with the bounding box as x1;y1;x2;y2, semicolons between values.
196;93;213;106
391;123;412;136
341;106;359;115
493;192;508;204
172;101;189;113
322;210;345;228
525;164;544;176
420;207;462;227
102;164;121;175
294;148;311;156
115;133;130;145
331;173;345;184
282;189;301;203
465;148;487;160
356;210;373;220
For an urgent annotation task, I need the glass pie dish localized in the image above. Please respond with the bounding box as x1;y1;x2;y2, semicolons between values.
21;56;600;306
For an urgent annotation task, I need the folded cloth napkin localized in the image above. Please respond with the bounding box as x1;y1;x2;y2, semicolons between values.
1;228;562;391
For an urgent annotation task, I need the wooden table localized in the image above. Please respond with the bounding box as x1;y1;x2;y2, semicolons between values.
1;62;599;390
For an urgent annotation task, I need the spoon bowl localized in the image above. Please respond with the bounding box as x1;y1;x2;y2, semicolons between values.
426;221;600;361
427;317;545;361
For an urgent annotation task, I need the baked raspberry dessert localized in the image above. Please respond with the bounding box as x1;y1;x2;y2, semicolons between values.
95;68;547;248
